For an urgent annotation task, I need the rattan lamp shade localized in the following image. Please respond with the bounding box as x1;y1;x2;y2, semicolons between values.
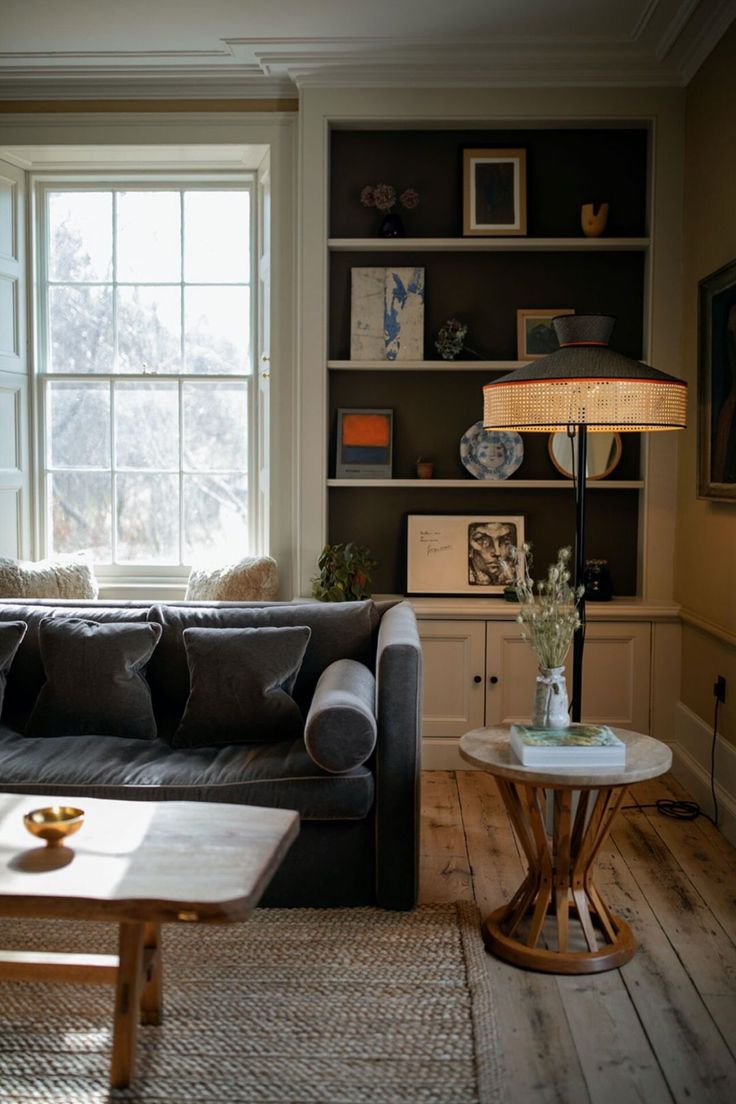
483;316;687;432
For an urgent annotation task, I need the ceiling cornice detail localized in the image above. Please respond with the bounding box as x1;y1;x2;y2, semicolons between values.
0;3;733;99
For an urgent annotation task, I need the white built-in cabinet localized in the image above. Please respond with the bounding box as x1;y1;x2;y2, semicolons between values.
417;606;676;769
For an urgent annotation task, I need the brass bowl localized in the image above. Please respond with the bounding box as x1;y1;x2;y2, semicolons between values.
23;806;85;848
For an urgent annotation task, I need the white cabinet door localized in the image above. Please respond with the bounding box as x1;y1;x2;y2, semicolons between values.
419;620;486;740
577;621;651;732
485;620;651;732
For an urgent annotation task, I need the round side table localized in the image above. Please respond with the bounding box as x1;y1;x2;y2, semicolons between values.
459;726;672;975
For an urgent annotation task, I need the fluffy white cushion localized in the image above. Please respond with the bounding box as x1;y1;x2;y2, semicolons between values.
185;556;279;602
0;554;98;599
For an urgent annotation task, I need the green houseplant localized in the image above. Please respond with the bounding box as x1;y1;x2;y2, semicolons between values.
312;543;377;602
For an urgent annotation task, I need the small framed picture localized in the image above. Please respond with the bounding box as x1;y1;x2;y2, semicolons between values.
698;258;736;500
517;309;575;360
336;408;393;478
406;514;524;596
463;149;527;237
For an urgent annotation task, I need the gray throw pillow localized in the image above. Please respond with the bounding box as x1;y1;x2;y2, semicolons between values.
0;621;27;717
304;659;377;773
173;625;311;748
26;618;162;740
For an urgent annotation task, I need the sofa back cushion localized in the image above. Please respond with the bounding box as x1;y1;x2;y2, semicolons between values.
0;621;27;717
173;625;311;748
0;604;150;731
147;601;378;727
27;618;162;740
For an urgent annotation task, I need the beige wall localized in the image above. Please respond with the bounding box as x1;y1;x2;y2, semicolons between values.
675;21;736;744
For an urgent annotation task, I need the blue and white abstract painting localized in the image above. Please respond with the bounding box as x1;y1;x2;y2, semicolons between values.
351;267;425;361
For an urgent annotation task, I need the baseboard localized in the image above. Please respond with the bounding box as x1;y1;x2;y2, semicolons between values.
671;702;736;847
421;738;474;770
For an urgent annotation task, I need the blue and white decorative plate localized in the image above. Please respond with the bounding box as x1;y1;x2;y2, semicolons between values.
460;423;524;480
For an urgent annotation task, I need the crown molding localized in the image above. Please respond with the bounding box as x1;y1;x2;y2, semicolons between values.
0;5;734;99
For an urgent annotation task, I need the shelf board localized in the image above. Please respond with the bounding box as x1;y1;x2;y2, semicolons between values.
328;359;521;372
327;479;644;489
328;237;650;253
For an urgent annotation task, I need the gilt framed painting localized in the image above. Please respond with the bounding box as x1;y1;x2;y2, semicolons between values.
698;258;736;500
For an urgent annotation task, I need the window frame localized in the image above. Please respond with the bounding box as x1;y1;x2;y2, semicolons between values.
31;172;260;583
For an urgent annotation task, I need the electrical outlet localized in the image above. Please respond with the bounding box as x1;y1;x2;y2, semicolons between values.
714;675;726;704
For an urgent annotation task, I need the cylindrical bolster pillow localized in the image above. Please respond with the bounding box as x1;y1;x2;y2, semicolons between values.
304;659;377;773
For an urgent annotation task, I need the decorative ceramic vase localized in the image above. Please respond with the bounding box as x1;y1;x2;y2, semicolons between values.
416;460;434;479
531;666;569;728
581;202;609;237
379;212;405;238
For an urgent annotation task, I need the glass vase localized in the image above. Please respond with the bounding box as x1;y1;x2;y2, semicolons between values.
531;666;569;729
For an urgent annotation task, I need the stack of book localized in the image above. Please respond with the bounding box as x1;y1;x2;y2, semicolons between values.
510;723;626;767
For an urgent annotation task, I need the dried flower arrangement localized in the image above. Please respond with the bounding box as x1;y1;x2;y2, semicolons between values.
360;184;420;213
434;318;482;361
512;544;584;668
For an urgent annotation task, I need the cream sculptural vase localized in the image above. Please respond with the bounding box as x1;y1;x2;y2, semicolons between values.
580;202;609;238
531;666;569;728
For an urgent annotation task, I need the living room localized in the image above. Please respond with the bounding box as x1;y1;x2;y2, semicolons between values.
0;2;735;1102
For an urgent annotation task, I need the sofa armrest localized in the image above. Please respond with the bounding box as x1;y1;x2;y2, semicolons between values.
374;600;422;909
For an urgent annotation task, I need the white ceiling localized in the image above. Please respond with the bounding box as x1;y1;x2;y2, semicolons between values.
1;0;735;97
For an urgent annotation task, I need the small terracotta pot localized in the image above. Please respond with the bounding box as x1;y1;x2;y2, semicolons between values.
416;461;434;479
581;202;609;237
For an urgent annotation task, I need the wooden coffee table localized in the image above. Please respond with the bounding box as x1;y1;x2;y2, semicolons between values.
459;726;672;975
0;793;298;1087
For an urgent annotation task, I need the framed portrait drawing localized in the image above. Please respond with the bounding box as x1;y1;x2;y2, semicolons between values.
336;408;393;478
406;514;524;596
698;258;736;500
517;309;575;360
463;149;526;237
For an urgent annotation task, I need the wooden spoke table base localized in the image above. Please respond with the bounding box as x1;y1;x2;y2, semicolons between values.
459;726;672;975
482;780;635;974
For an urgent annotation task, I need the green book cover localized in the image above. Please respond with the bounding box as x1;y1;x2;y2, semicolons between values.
512;724;623;749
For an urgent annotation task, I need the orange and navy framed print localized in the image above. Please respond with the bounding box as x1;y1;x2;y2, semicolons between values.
336;408;393;478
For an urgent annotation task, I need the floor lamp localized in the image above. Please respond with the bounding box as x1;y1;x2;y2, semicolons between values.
483;315;687;722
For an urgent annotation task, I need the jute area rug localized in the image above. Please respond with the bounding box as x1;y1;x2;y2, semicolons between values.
0;902;503;1104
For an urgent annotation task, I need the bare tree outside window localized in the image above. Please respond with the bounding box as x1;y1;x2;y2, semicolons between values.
41;185;253;567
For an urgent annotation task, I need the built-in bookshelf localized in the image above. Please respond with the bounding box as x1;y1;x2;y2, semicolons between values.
326;125;649;596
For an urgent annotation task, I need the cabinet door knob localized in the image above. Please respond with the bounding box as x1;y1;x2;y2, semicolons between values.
473;675;482;684
489;676;499;685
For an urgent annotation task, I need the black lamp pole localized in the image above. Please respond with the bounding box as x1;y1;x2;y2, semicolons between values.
571;424;587;723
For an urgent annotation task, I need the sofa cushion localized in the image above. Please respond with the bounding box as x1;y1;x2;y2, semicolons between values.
0;724;373;821
147;600;377;725
305;660;377;774
174;625;310;748
0;621;27;716
0;604;151;732
185;555;279;601
0;554;98;599
26;619;162;740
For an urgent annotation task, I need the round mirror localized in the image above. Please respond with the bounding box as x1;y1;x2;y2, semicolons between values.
548;431;622;480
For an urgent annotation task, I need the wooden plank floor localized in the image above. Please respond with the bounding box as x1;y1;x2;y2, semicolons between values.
420;769;736;1104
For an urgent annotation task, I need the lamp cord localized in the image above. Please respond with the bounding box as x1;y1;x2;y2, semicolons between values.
622;697;720;827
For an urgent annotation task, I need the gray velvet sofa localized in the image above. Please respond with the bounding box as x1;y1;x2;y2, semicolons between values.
0;598;422;909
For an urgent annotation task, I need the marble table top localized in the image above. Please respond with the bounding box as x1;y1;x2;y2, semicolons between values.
459;726;672;788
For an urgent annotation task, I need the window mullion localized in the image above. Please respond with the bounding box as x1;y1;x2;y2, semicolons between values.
178;380;185;568
110;380;117;565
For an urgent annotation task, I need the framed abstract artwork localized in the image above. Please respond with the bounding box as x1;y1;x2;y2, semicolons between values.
350;266;425;361
698;258;736;500
463;149;527;237
405;513;525;596
336;408;393;479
